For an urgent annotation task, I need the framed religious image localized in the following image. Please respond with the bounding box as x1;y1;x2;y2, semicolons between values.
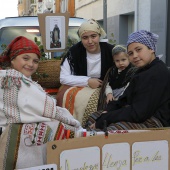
38;12;69;52
45;16;65;50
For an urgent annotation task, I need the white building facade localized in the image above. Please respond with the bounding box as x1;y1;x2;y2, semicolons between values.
75;0;168;64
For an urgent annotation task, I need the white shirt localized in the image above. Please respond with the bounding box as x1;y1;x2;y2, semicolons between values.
105;83;113;95
87;51;101;78
60;52;101;87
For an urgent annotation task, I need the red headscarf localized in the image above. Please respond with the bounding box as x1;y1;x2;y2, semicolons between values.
0;36;41;65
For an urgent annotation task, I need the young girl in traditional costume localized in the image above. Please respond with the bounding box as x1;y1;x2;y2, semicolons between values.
0;36;82;169
88;30;170;131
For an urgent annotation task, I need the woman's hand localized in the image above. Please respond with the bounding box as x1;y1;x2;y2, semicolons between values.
106;93;115;103
88;78;103;89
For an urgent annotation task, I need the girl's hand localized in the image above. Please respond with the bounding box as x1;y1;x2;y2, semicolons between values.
88;78;103;89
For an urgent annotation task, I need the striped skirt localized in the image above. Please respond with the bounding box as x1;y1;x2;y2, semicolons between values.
85;111;164;132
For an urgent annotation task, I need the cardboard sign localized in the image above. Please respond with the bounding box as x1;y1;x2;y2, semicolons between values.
47;129;170;169
38;12;69;52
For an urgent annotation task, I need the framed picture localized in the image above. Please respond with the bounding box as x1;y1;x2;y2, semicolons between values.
45;16;65;50
38;13;69;52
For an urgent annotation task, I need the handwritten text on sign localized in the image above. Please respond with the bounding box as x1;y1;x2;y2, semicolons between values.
60;146;100;170
102;143;130;170
132;140;168;170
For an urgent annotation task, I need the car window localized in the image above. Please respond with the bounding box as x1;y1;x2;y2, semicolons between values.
0;26;41;46
0;24;81;56
68;26;80;40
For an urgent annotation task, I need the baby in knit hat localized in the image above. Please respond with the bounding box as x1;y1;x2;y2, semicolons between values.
97;45;137;111
105;45;133;103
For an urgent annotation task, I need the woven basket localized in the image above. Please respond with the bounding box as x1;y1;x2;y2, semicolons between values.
32;59;62;88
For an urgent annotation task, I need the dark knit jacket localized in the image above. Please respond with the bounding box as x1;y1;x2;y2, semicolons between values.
109;64;132;89
96;58;170;129
97;64;137;110
61;41;114;80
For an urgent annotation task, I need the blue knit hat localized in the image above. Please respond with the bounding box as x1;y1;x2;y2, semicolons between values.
127;30;159;52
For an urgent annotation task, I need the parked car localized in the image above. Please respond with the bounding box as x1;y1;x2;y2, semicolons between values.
0;16;86;56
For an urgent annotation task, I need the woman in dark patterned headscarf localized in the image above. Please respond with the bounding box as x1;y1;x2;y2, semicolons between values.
87;30;170;131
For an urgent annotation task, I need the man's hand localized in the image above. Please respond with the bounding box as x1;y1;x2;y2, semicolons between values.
88;78;103;89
